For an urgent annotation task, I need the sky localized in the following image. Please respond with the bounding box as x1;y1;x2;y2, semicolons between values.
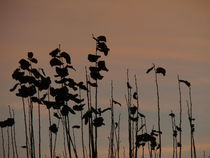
0;0;210;158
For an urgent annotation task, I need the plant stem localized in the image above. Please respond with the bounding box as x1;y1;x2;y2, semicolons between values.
1;128;5;158
38;90;41;158
22;98;29;158
12;110;19;158
134;75;139;158
126;70;132;158
8;106;15;158
177;75;182;158
154;66;161;158
110;81;114;158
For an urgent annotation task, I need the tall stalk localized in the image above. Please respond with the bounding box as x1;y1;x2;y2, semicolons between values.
1;127;6;158
79;88;85;158
126;70;132;158
110;81;114;158
177;75;182;158
22;98;29;158
8;106;15;158
85;67;93;158
38;90;41;158
134;75;139;158
188;87;196;158
154;66;161;158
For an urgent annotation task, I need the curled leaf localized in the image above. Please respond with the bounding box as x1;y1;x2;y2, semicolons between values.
156;67;166;76
10;83;19;92
50;48;60;57
179;79;191;87
60;52;71;64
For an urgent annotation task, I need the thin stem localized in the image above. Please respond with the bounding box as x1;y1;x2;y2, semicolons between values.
134;75;139;158
53;119;60;158
177;75;182;158
22;98;29;158
154;66;161;158
38;90;41;158
85;67;92;158
1;128;6;158
12;110;19;158
110;81;114;158
7;127;10;158
126;69;132;158
8;106;15;158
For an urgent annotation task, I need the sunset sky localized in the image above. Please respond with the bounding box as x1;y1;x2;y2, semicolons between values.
0;0;210;157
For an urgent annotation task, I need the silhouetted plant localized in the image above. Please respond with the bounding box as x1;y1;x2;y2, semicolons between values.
8;35;202;158
146;64;166;158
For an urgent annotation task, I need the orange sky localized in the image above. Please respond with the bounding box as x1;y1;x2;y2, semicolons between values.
0;0;210;157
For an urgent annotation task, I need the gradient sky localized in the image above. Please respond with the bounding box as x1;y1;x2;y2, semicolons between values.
1;0;210;158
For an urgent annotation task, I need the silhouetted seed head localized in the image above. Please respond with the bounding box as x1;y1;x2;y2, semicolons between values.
93;117;105;127
12;68;25;81
96;36;107;42
30;68;42;79
179;79;191;87
156;67;166;76
31;97;42;104
59;52;71;64
88;54;101;62
50;58;63;67
173;130;177;137
98;61;108;72
82;110;92;125
90;70;103;80
16;85;36;98
19;59;31;70
169;112;175;117
127;82;132;89
0;121;7;128
27;52;38;63
146;65;155;74
29;58;38;64
28;52;33;59
49;124;58;134
61;105;75;116
49;48;60;57
115;122;118;128
4;118;15;127
177;142;182;147
38;76;51;91
72;125;80;129
55;67;69;78
21;145;27;149
96;42;110;56
129;106;137;115
43;100;56;109
133;92;138;100
73;104;85;111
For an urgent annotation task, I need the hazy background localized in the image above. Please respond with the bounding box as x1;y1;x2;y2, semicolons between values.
0;0;210;157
